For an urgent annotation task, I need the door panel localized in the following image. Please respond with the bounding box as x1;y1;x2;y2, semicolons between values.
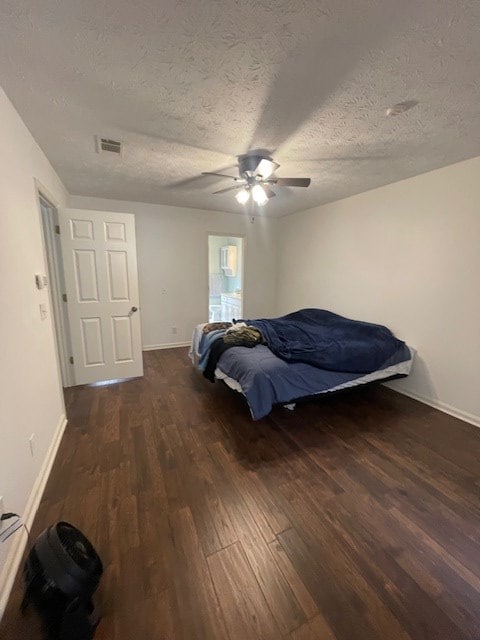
81;317;104;366
74;250;99;301
106;251;129;300
105;221;126;241
112;316;134;362
71;218;94;240
60;209;143;384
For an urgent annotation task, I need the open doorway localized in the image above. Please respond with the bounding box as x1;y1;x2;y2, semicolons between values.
38;193;73;387
208;235;244;322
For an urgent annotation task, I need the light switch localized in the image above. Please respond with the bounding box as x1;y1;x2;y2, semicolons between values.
39;303;48;320
35;273;48;289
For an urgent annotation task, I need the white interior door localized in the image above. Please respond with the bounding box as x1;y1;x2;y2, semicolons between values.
60;208;143;385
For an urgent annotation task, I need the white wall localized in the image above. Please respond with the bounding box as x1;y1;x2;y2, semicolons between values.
68;196;278;349
0;88;68;612
276;156;480;426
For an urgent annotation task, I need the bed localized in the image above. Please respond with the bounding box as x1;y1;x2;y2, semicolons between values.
190;309;414;420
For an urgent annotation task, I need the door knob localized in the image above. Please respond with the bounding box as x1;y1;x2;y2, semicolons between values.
130;306;138;313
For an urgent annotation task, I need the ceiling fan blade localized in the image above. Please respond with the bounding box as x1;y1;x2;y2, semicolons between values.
262;184;276;198
294;155;387;162
256;158;280;179
274;178;311;187
202;171;239;180
166;174;211;189
212;185;244;194
166;164;239;189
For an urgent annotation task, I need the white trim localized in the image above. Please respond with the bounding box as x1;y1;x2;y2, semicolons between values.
142;341;191;351
385;386;480;428
0;414;67;619
33;177;62;210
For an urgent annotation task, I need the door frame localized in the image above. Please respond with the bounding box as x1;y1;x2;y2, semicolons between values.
207;232;246;321
35;180;73;387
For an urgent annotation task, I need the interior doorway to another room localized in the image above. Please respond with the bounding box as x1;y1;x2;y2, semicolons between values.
38;193;73;387
208;235;244;322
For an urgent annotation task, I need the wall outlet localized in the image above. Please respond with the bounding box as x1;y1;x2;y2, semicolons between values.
29;433;35;457
172;326;177;335
0;506;23;542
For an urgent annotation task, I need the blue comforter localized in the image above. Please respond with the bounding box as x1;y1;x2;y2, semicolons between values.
217;343;412;420
247;308;405;373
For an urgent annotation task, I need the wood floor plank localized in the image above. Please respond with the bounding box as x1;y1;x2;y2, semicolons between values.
207;542;282;640
172;443;238;556
208;440;280;543
268;538;319;621
1;348;479;640
211;439;294;537
290;614;338;640
277;526;378;640
318;493;474;640
169;506;230;640
208;444;307;634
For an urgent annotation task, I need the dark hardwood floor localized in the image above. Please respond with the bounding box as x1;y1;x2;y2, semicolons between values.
2;347;480;639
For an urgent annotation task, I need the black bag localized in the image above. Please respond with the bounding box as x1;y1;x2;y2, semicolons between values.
22;522;103;640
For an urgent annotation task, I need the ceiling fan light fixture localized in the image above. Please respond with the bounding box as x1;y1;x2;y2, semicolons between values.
251;184;268;206
235;188;250;205
204;152;311;204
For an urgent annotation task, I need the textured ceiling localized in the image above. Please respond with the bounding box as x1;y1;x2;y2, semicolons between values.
1;0;479;216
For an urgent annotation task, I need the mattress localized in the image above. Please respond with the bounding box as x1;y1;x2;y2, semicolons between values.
190;324;414;420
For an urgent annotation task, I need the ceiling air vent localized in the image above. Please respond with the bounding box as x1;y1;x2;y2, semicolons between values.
96;136;122;155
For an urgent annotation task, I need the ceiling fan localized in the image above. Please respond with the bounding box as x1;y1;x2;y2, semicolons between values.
202;153;311;205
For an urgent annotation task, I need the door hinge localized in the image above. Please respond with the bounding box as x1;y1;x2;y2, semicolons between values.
62;293;67;302
69;356;74;364
55;225;60;235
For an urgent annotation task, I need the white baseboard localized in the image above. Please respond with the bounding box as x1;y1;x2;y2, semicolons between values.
143;341;190;351
0;413;67;619
385;385;480;429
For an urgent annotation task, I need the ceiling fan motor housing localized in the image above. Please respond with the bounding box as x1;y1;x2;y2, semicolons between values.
238;154;268;176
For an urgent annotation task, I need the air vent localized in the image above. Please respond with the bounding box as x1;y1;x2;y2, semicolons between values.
96;136;122;155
